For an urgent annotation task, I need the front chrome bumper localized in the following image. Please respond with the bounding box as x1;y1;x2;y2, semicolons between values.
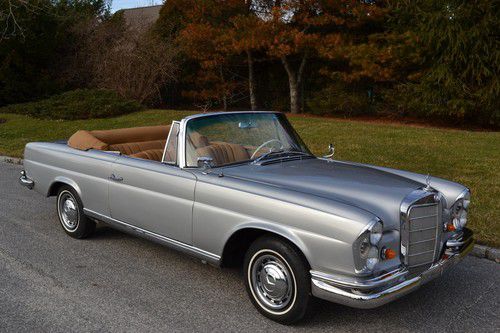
311;228;474;309
19;170;34;189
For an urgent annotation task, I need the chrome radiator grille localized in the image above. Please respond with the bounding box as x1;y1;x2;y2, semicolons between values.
401;197;441;270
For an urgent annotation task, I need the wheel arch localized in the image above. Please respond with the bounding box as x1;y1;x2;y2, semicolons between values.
47;177;82;198
220;223;312;269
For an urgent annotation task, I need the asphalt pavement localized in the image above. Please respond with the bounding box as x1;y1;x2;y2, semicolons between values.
0;161;498;332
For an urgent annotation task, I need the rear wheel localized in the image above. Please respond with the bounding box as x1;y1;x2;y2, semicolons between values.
56;186;95;239
244;236;312;324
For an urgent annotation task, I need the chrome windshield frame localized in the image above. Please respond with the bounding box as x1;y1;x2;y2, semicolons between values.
178;111;302;169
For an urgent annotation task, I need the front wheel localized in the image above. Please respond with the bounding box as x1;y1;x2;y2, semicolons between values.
244;236;312;324
56;185;95;239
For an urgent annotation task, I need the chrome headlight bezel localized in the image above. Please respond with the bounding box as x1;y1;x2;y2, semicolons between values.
450;189;470;231
353;218;383;274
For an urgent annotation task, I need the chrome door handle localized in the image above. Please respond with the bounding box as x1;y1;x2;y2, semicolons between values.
109;174;123;182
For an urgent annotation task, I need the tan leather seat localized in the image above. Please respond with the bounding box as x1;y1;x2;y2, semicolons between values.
67;130;109;151
188;131;210;148
130;149;166;162
68;125;171;152
196;142;250;166
67;125;172;161
91;125;170;145
109;139;166;155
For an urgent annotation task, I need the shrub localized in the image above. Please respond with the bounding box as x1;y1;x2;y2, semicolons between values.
306;82;373;117
0;89;143;120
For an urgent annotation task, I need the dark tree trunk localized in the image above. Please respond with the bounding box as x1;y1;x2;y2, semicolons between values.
247;50;257;111
219;65;228;111
281;54;307;114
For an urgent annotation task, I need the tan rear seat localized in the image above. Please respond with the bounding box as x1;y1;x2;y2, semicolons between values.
130;149;166;162
91;125;170;145
109;139;166;155
67;125;172;161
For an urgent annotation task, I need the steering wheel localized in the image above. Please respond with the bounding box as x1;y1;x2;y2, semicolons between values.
251;139;284;159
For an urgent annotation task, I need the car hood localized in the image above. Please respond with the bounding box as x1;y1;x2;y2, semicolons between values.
222;158;424;229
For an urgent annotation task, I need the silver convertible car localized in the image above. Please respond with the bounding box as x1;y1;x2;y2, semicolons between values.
19;111;474;324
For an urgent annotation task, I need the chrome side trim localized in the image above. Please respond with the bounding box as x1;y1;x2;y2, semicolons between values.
19;170;34;189
83;208;221;265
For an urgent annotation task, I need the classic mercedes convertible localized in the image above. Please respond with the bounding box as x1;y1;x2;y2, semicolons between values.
19;111;474;324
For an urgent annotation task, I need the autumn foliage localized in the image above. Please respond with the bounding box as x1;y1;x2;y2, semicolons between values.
158;0;396;114
1;0;497;127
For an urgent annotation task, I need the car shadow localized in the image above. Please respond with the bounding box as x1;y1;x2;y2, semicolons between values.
90;224;129;240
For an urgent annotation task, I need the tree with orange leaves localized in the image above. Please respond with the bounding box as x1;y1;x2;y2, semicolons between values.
158;0;389;114
249;0;387;114
157;0;265;111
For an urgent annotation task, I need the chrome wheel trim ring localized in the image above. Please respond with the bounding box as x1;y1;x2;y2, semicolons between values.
57;190;80;232
248;249;297;315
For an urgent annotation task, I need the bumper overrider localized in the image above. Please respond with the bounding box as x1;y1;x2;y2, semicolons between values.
310;228;474;309
19;170;34;189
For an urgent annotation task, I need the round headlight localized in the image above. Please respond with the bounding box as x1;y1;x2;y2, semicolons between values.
452;202;467;230
451;190;470;231
366;247;379;270
370;221;383;245
354;219;383;273
359;235;371;259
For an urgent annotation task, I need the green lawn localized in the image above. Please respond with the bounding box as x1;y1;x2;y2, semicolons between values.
1;110;498;247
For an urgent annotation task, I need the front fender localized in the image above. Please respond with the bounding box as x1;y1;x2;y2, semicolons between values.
223;221;313;265
221;220;354;276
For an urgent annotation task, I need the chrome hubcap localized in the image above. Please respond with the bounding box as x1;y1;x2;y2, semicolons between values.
58;192;79;231
251;252;294;311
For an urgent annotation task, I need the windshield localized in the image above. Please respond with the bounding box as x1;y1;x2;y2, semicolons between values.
185;112;311;167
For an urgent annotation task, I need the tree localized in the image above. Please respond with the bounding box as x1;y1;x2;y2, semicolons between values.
248;0;323;114
157;0;270;111
249;1;387;114
391;0;499;126
316;2;395;83
157;1;237;110
226;11;267;110
0;0;110;105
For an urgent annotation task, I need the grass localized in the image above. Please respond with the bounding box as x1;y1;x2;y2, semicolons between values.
0;109;498;247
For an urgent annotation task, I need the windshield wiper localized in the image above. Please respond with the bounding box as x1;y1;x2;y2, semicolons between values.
252;149;313;165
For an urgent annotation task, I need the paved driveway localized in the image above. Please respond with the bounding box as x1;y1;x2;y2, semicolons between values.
0;162;498;332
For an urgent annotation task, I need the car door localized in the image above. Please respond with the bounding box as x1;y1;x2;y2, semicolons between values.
108;122;196;244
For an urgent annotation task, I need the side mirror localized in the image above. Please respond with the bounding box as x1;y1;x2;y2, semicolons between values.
323;143;335;159
197;156;214;170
